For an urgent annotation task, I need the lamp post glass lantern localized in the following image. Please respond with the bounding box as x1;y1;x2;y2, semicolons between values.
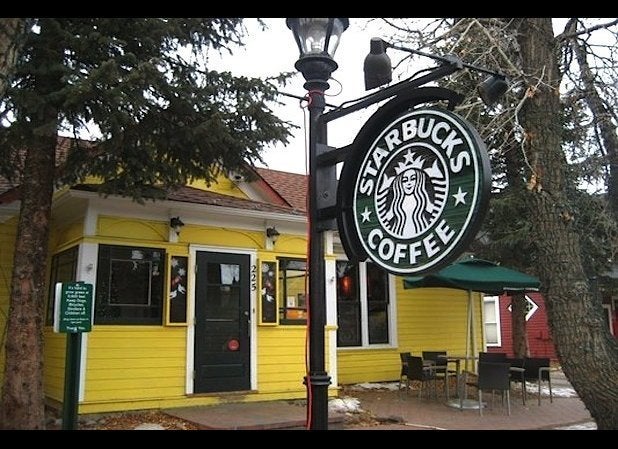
287;17;348;430
287;18;349;91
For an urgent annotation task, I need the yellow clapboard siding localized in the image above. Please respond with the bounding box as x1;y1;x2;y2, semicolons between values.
337;286;483;385
338;350;401;384
78;388;337;415
83;327;187;405
257;383;306;393
98;216;168;241
87;337;185;349
188;174;249;199
256;326;310;393
257;355;306;366
89;326;186;336
258;373;306;387
53;219;84;246
258;364;307;375
43;330;67;399
0;217;17;383
87;348;185;359
257;337;310;348
87;376;184;390
87;358;182;370
86;366;184;381
86;386;184;402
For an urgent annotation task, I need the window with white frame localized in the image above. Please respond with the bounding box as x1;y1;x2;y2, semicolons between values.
483;296;502;347
46;246;79;325
95;244;165;325
336;260;391;347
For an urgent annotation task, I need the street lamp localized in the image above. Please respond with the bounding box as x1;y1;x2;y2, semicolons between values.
287;19;507;431
286;18;348;91
287;17;348;431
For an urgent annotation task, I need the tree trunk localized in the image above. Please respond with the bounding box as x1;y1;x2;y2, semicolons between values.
0;19;61;430
514;17;618;430
0;18;26;97
511;293;529;358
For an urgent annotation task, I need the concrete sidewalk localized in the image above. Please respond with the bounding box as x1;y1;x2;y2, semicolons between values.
164;400;346;430
345;389;593;430
163;369;595;430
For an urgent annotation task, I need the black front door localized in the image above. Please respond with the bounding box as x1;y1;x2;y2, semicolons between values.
194;251;251;393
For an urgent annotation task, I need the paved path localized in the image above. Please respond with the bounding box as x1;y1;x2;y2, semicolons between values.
343;368;595;430
162;370;595;430
159;368;598;430
345;388;594;430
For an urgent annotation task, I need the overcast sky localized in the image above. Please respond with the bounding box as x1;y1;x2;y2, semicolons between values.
210;18;401;174
210;18;603;176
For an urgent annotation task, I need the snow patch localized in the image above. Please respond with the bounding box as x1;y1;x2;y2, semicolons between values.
133;422;166;430
524;384;578;398
347;382;401;391
329;396;362;413
555;421;597;430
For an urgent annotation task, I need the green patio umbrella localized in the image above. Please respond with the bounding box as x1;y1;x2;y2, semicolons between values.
403;258;541;295
403;258;541;371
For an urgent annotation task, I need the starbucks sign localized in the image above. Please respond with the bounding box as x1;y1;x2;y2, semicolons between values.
338;106;491;275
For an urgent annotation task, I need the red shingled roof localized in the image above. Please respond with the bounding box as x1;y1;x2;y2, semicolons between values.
1;136;310;218
255;167;308;212
71;184;306;216
0;136;94;197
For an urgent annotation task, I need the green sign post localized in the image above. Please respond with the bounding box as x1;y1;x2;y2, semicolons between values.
55;282;93;333
54;281;93;430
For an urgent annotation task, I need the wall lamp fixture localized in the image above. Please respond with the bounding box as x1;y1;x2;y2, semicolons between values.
266;226;280;245
170;216;185;236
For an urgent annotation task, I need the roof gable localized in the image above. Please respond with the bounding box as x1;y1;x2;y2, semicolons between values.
0;137;310;217
71;184;305;216
254;167;307;212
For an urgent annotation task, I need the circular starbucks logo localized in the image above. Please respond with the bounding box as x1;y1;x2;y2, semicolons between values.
339;106;490;275
375;144;448;239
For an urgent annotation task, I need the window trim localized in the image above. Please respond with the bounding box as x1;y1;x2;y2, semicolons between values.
336;260;395;349
278;257;308;325
166;253;189;326
483;295;502;347
46;246;79;326
335;261;362;347
602;303;614;335
258;258;279;326
95;244;165;325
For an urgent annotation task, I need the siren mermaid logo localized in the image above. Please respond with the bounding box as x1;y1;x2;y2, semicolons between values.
347;107;490;275
376;149;447;239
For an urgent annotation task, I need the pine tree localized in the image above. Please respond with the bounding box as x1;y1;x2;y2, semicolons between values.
0;18;291;429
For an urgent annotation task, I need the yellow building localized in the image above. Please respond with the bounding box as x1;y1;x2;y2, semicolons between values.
0;152;483;415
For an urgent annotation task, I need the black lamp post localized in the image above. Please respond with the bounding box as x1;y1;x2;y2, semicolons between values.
286;19;508;431
287;17;348;431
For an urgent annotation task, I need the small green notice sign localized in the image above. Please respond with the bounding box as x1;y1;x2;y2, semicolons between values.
54;282;93;333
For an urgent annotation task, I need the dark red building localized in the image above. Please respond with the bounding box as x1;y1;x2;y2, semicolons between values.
484;293;558;361
485;291;617;361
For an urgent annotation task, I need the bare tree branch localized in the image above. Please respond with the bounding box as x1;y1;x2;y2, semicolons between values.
470;18;522;75
557;18;618;41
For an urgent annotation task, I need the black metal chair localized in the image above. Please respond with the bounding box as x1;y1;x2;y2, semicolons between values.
405;355;437;400
506;357;526;405
398;352;411;390
479;351;507;362
422;351;458;400
524;357;553;405
467;361;511;416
